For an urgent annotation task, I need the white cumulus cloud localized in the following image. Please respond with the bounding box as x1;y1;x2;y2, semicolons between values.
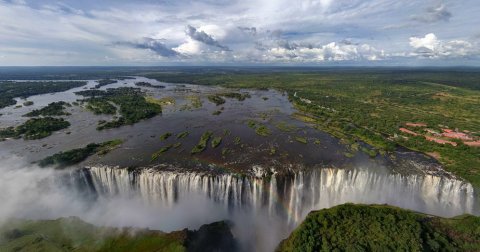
409;33;477;58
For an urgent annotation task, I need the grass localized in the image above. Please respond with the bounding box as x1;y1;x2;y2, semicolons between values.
277;203;480;252
255;125;271;137
275;121;297;132
151;145;173;161
211;136;222;148
176;131;189;139
191;131;213;154
294;136;307;144
146;96;175;106
160;132;172;141
233;136;241;145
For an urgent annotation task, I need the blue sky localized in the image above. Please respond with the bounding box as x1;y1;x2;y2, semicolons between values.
0;0;479;66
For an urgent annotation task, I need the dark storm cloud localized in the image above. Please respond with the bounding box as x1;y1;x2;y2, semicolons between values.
115;38;179;57
412;3;452;23
185;25;230;50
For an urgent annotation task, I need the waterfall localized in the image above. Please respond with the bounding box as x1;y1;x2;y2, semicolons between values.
78;166;477;225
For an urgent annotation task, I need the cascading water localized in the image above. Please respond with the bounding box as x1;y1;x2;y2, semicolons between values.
80;165;477;226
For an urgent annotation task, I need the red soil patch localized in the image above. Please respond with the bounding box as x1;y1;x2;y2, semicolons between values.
464;141;480;147
399;128;418;136
442;132;473;141
425;136;457;146
406;122;427;127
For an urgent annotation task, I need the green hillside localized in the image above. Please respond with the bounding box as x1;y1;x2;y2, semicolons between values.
277;203;480;252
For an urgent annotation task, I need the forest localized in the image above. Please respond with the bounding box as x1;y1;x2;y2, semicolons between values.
277;203;480;252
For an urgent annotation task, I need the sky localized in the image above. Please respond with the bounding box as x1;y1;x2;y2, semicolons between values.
0;0;479;66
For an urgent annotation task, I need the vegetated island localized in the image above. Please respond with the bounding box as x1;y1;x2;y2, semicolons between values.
0;81;86;109
39;139;124;168
0;217;237;252
135;81;166;88
75;87;162;130
0;117;70;140
94;79;117;89
277;203;480;252
23;101;71;117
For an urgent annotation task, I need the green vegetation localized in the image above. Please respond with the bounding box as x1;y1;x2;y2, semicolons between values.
146;96;175;106
295;136;307;144
0;117;70;140
76;87;162;130
246;120;271;137
314;139;321;145
0;81;86;109
39;139;123;168
270;147;277;155
0;217;236;252
23;101;71;117
361;146;378;158
275;121;297;132
146;70;480;186
176;131;189;139
160;132;172;141
219;92;251;101
255;125;271;137
233;136;241;145
212;110;222;115
135;82;165;88
94;79;116;88
207;95;225;105
151;145;173;161
277;203;480;252
180;95;203;111
22;101;33;106
221;148;230;156
84;98;117;115
191;131;213;154
211;136;222;148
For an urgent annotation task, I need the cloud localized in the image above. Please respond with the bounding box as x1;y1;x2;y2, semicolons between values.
238;26;257;36
409;33;477;58
263;40;385;62
412;3;452;23
185;25;230;51
0;0;479;65
115;38;179;57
